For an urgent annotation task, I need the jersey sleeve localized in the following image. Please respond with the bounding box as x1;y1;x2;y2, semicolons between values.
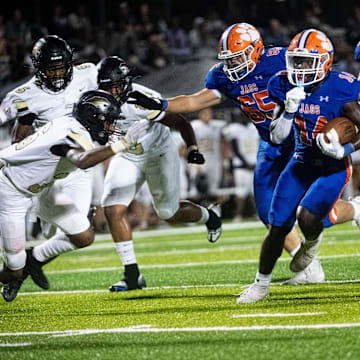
3;89;37;126
78;62;98;89
131;83;166;122
0;93;17;125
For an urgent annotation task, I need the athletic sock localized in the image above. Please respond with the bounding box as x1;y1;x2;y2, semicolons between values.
290;243;301;258
33;237;76;263
255;271;271;287
197;206;209;224
115;240;137;265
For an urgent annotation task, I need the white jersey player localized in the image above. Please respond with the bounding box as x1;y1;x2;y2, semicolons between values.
0;35;98;289
190;107;225;199
97;56;222;292
0;90;148;302
223;113;259;218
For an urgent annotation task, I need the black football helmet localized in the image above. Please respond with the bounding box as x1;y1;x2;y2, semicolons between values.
31;35;73;93
97;56;133;103
72;90;121;145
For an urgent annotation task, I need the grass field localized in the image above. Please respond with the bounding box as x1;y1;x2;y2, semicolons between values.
1;221;360;360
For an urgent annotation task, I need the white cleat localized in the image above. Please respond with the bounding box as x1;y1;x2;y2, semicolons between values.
236;283;269;304
290;233;323;273
349;196;360;228
283;258;325;285
206;203;222;243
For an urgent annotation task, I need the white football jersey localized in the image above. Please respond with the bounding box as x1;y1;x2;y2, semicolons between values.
4;63;98;128
223;122;259;166
0;116;94;196
114;83;170;162
191;119;225;165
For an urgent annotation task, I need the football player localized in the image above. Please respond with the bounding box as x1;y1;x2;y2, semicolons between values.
0;35;99;298
0;90;147;302
97;56;222;292
126;23;360;286
237;29;360;303
189;107;226;202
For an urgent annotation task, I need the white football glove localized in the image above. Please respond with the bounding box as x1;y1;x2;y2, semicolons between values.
111;119;149;154
316;128;345;159
284;87;306;113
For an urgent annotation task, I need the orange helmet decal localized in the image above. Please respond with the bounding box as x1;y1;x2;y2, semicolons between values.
218;23;264;82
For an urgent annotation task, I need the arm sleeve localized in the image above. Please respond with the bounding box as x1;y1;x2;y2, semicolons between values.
270;109;294;144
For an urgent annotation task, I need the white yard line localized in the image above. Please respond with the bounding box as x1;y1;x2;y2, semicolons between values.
0;342;32;347
43;253;360;275
16;279;360;297
2;323;360;337
232;312;326;318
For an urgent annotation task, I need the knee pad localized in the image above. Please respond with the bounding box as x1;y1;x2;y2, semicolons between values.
4;250;26;271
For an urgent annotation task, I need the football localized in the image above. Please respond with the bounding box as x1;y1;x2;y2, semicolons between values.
320;116;358;144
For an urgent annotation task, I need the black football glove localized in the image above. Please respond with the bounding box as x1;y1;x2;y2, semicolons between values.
187;149;205;164
50;144;72;157
127;91;168;110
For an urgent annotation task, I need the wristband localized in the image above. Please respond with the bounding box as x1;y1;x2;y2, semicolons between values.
110;137;128;154
162;99;168;111
187;145;198;153
343;143;355;156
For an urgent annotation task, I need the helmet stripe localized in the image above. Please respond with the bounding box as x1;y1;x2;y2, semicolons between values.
298;29;313;49
221;24;237;52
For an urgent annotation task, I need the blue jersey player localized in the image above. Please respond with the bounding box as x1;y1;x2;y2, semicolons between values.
127;23;360;286
237;29;360;303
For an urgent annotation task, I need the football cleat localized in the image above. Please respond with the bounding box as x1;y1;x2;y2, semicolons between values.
283;258;325;285
236;283;269;304
25;248;49;290
109;273;146;292
206;203;222;243
290;233;323;273
350;196;360;228
1;279;24;302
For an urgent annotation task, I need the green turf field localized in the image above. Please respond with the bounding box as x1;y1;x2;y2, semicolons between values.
1;221;360;360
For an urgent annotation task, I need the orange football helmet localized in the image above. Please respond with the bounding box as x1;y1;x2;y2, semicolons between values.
286;29;334;87
218;23;264;82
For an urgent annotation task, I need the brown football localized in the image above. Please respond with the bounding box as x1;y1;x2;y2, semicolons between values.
320;117;358;144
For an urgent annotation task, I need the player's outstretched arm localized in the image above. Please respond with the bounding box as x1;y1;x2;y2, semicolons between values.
159;113;205;164
50;119;149;169
128;88;221;114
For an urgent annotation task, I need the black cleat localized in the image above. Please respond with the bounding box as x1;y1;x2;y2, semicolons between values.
25;248;49;290
1;279;24;302
109;273;146;292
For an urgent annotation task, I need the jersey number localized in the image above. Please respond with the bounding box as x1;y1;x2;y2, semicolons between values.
126;143;144;155
294;115;327;145
238;90;276;124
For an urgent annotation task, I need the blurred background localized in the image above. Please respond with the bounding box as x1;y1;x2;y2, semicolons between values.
2;0;360;232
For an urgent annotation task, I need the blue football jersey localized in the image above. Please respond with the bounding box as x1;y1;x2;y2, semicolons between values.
268;70;360;161
205;47;290;144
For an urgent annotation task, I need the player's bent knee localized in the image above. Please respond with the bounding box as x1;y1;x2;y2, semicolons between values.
69;228;94;248
4;250;26;271
297;207;322;236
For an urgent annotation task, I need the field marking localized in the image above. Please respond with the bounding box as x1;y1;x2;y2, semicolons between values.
16;279;360;297
2;323;360;337
44;253;360;275
0;342;32;347
232;312;326;318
